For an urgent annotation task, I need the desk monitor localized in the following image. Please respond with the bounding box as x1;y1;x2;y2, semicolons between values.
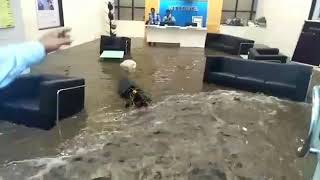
185;22;197;27
192;16;203;28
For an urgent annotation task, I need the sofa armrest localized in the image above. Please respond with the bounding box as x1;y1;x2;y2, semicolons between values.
239;42;255;55
204;56;224;82
252;55;287;63
248;48;258;59
257;48;279;55
205;33;222;48
295;66;313;101
39;78;85;117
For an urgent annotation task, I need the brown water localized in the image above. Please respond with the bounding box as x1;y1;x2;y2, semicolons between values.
0;39;317;179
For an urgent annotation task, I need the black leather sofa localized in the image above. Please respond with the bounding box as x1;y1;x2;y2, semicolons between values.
100;36;131;56
248;48;288;63
0;74;85;130
205;33;254;55
203;56;312;101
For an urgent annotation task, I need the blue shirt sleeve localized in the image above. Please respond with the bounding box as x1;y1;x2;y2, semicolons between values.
0;41;46;88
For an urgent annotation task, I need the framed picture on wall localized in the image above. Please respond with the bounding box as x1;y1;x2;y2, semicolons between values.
36;0;64;30
309;0;320;20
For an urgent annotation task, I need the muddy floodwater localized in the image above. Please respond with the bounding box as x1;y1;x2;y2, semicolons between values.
0;39;317;179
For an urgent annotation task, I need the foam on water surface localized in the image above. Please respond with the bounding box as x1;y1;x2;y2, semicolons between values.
0;91;312;179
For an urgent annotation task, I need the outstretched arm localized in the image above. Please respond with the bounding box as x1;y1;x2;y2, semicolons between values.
0;28;72;88
0;42;46;88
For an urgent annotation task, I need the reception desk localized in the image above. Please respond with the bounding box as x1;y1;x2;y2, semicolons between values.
145;25;207;48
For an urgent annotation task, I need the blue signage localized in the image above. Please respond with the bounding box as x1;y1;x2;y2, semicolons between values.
159;0;208;27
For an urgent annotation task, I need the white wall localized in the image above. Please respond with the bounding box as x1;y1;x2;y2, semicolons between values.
257;0;312;56
21;0;106;46
0;0;25;46
116;21;145;38
20;0;145;47
255;0;313;57
221;0;314;58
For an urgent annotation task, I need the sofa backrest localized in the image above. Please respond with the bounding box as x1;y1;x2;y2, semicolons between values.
0;75;44;101
206;56;312;85
220;35;241;46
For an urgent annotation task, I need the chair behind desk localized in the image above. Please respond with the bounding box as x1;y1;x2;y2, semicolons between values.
160;22;175;26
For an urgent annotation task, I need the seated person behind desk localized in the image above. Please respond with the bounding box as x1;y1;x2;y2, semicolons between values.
148;8;161;25
162;9;176;25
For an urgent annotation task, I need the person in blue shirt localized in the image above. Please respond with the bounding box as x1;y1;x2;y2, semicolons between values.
148;8;161;25
163;9;176;24
148;8;160;46
0;27;72;89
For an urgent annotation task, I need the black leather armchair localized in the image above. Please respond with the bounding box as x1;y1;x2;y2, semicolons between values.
100;36;131;56
203;56;312;101
248;48;288;63
0;75;85;130
205;33;254;55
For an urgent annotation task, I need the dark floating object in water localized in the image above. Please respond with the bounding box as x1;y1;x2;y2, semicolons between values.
118;78;151;108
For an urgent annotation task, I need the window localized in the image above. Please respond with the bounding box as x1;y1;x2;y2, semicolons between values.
114;0;145;20
221;0;258;25
309;0;320;20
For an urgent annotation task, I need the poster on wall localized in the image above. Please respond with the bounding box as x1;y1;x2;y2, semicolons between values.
36;0;64;30
0;0;15;29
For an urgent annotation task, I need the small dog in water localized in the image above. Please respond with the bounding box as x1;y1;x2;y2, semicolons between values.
118;78;151;108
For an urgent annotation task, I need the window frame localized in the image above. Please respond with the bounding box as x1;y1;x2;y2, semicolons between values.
309;0;319;20
115;0;145;20
222;0;257;21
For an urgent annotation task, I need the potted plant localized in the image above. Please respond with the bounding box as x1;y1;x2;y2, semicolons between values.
100;0;131;58
106;0;117;36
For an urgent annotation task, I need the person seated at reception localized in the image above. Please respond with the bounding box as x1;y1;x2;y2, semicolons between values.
163;9;176;25
148;8;161;25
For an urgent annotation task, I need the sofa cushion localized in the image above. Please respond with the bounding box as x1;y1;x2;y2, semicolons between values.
235;76;265;91
1;97;40;112
256;48;280;55
249;48;288;63
207;72;236;84
237;76;264;84
0;98;43;129
265;81;296;95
